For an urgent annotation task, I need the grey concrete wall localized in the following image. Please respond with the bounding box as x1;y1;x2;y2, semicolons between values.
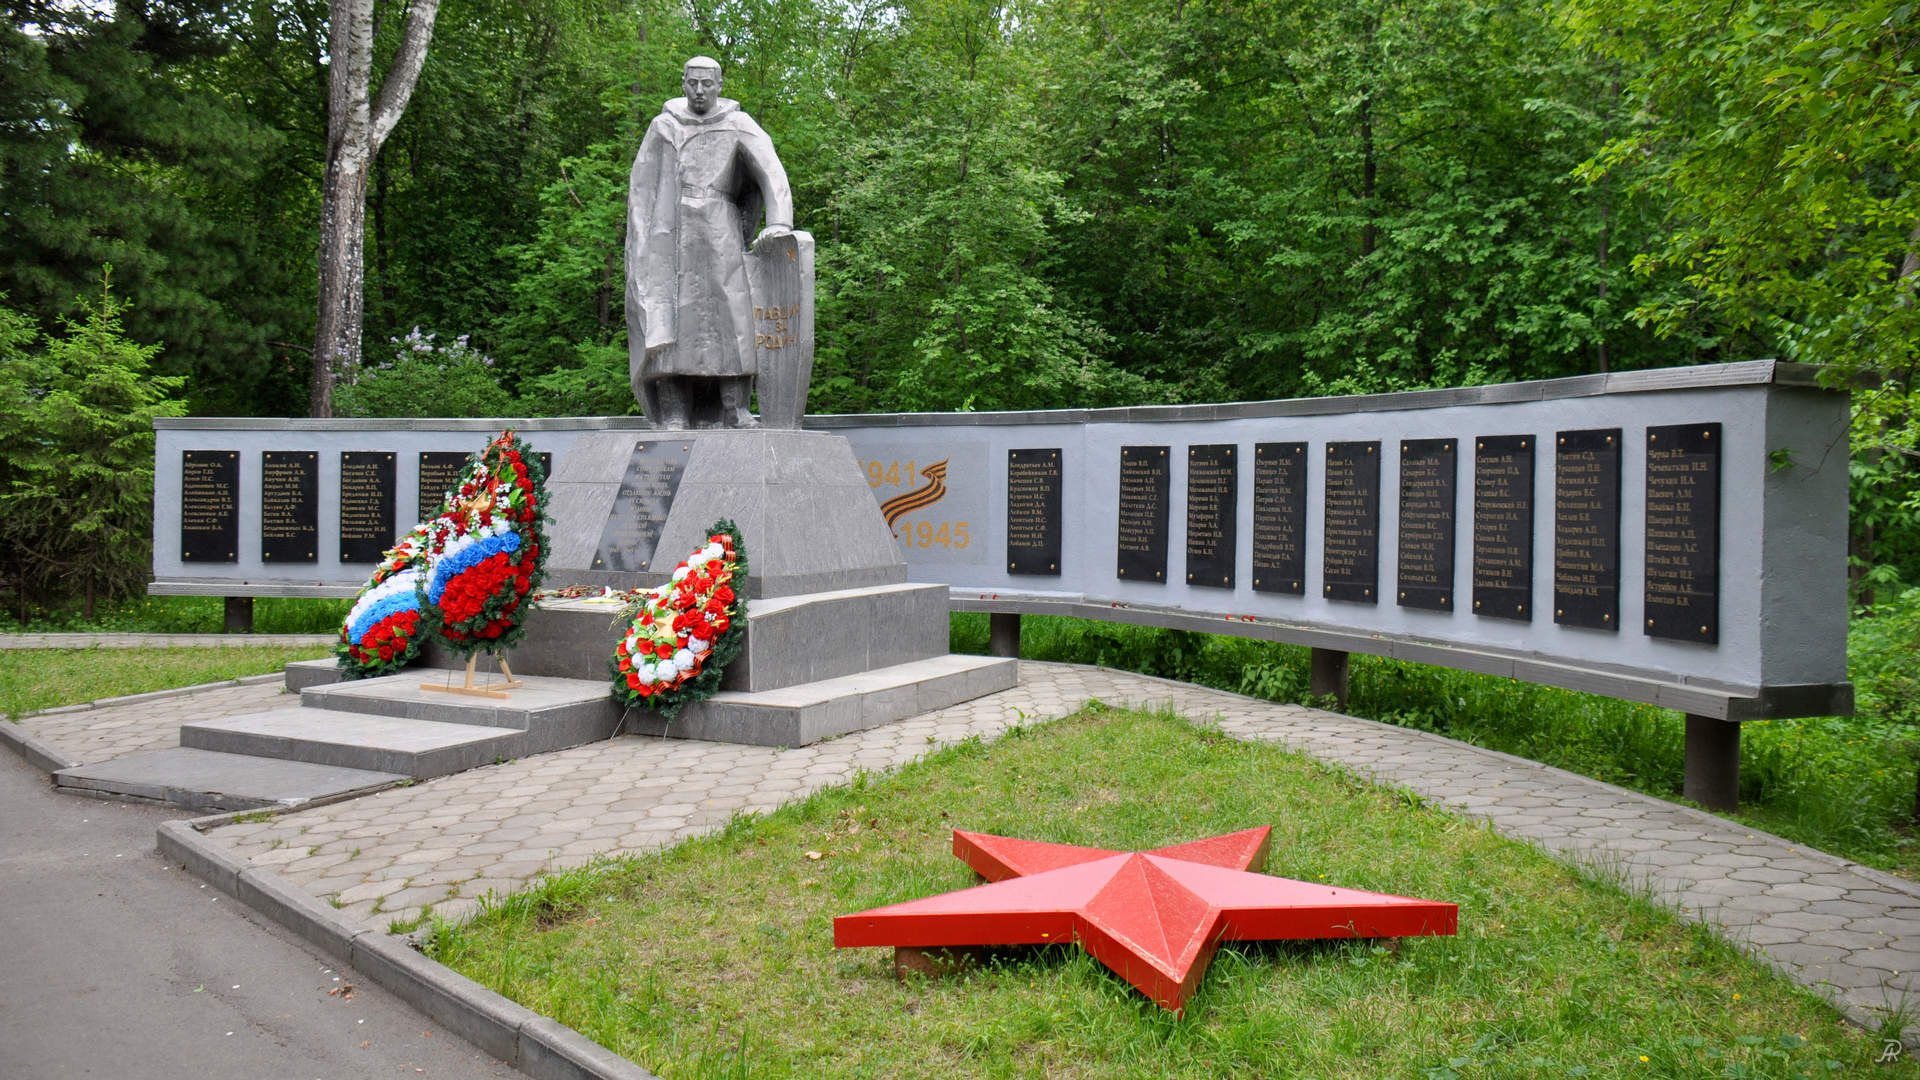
149;362;1849;699
152;419;649;595
810;363;1850;696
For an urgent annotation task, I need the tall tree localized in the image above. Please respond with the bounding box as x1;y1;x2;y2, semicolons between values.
1561;0;1919;442
309;0;441;416
0;0;290;414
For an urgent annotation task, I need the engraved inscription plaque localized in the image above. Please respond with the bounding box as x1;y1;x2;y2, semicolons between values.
260;451;317;563
1473;435;1535;621
592;441;692;572
1006;448;1062;576
338;452;396;564
1554;429;1622;631
1185;444;1237;589
1644;423;1720;643
181;450;239;563
1322;441;1380;603
417;451;470;522
1116;445;1170;582
536;451;553;482
1396;439;1456;611
1251;442;1307;594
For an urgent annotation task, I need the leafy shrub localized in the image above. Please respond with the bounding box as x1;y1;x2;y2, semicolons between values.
334;329;513;419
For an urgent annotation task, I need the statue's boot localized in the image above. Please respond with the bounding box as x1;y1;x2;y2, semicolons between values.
654;380;691;430
721;377;760;428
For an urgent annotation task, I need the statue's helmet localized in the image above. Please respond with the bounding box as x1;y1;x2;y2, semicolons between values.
684;56;723;81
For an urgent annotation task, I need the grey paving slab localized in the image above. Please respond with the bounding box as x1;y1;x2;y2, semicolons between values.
53;747;403;812
181;707;523;777
15;681;294;763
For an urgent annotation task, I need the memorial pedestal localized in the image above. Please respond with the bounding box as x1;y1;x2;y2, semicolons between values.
298;426;1016;750
542;429;907;599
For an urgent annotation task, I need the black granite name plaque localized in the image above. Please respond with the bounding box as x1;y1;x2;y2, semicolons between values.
180;450;238;563
1006;448;1063;576
1473;434;1535;622
1396;439;1456;611
535;451;553;484
338;452;396;564
592;440;692;572
1554;429;1622;631
1185;444;1237;589
260;451;317;563
1116;445;1170;582
1252;442;1307;594
1322;441;1380;603
417;451;470;522
1644;423;1720;643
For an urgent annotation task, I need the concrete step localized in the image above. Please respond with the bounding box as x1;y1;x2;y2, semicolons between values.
179;707;522;779
302;670;614;728
625;653;1018;747
285;658;339;692
53;748;402;813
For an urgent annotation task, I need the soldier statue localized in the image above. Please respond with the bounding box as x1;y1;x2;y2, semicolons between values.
625;56;794;429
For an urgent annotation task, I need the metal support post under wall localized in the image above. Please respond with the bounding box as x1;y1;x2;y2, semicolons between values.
223;596;254;634
1683;714;1740;811
988;613;1022;659
1309;648;1349;710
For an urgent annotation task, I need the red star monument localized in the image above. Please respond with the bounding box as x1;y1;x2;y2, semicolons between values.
833;827;1457;1013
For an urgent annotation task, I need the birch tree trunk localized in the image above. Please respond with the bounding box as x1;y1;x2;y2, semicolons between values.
309;0;441;417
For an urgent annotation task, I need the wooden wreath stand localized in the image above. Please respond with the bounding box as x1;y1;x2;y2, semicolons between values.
422;653;524;700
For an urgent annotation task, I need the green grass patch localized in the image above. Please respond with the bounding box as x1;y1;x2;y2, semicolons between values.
0;645;332;718
4;594;350;634
432;706;1905;1080
951;612;1920;877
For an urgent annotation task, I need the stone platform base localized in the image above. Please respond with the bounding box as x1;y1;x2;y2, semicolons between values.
624;654;1016;747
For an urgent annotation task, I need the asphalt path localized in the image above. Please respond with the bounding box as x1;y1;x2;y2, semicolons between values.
0;752;519;1079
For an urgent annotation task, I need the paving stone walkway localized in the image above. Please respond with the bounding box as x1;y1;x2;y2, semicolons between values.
19;661;1920;1033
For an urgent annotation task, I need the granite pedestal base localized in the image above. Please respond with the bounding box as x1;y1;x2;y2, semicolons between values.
542;429;907;599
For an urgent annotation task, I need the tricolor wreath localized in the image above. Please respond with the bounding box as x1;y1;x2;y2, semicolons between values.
609;521;747;719
335;522;434;678
335;430;548;678
418;430;550;657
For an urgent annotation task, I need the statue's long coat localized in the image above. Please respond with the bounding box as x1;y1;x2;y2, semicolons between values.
625;98;793;413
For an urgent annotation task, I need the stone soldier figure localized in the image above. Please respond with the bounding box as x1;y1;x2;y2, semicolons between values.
626;56;794;429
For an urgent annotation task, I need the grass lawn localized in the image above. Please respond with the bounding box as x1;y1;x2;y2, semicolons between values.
432;704;1907;1080
0;645;333;718
3;594;349;634
949;613;1920;879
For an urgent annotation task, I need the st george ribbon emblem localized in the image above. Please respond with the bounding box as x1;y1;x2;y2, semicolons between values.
879;458;949;529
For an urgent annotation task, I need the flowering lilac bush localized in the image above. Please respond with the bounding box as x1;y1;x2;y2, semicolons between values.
333;328;513;418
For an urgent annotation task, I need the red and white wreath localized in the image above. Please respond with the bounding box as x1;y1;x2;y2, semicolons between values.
610;521;747;719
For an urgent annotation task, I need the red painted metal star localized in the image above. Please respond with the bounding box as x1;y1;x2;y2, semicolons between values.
833;827;1457;1013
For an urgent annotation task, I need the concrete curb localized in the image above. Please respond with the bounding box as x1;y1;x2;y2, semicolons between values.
0;718;83;773
158;813;662;1080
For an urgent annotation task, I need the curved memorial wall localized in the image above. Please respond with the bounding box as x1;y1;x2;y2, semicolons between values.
150;361;1849;723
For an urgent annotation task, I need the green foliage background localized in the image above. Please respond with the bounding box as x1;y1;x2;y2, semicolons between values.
3;0;1916;596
